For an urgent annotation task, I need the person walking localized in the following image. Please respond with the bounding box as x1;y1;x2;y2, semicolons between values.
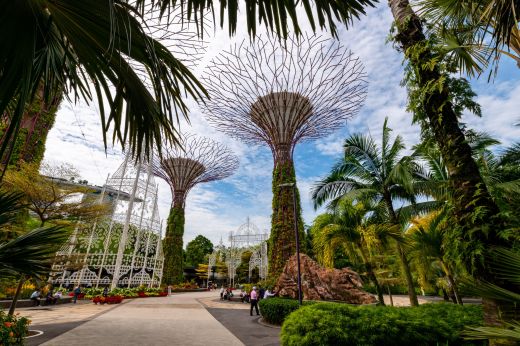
220;286;225;300
73;286;81;304
250;286;259;316
102;287;109;298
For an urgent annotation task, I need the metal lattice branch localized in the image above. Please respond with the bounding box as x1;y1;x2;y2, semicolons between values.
202;34;368;160
152;135;239;202
128;2;207;88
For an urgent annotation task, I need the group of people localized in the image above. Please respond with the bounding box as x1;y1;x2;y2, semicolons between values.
30;289;63;306
248;286;276;316
218;284;277;316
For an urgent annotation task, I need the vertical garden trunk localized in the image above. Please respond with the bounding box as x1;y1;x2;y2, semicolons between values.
0;85;61;168
268;154;304;279
162;191;185;285
388;0;511;329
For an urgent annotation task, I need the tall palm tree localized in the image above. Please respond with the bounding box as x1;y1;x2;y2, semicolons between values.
312;117;437;306
311;199;388;305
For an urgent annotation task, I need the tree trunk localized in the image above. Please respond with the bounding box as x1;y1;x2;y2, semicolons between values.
268;157;304;278
162;192;186;285
383;191;418;306
396;242;419;306
388;0;512;331
360;247;385;306
386;284;394;306
440;260;462;305
8;277;25;316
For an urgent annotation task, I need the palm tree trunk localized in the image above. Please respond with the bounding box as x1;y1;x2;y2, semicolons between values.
440;260;462;305
388;0;511;329
359;247;385;306
386;284;394;306
383;192;419;306
8;276;25;316
396;242;419;306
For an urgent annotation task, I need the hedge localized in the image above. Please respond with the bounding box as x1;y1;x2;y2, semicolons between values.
281;302;484;346
259;298;315;325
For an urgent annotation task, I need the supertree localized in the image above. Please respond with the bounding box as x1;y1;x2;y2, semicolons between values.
152;135;239;284
202;35;367;277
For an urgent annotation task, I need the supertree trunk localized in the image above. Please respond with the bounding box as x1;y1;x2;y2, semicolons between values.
269;151;305;278
162;191;186;285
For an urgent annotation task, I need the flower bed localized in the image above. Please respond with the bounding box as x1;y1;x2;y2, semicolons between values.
92;295;123;305
1;311;30;345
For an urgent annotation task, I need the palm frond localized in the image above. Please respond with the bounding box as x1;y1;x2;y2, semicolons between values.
0;226;70;277
0;192;24;226
140;0;378;39
464;321;520;341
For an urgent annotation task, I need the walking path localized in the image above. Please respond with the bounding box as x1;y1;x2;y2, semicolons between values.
33;291;244;346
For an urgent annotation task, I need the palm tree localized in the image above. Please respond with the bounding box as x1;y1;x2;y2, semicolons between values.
1;1;207;171
408;211;463;304
312;117;438;306
311;199;389;305
0;191;70;315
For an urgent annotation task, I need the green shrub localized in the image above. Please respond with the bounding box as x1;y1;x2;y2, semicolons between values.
259;298;315;325
281;302;484;346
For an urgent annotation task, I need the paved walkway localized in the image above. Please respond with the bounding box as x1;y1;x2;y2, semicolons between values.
35;292;244;346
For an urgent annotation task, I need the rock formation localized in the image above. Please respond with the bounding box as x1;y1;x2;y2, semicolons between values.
275;253;377;304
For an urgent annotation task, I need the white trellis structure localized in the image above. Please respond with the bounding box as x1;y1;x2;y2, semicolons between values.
50;152;165;288
226;218;269;287
249;242;268;280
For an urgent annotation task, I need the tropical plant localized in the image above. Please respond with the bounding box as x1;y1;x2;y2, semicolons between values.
408;211;463;304
312;117;440;306
311;199;403;305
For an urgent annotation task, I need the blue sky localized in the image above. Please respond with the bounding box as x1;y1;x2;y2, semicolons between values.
43;3;520;247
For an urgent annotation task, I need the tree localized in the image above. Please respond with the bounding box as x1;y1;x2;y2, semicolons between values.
408;211;463;305
185;235;214;267
3;162;109;226
312;118;440;306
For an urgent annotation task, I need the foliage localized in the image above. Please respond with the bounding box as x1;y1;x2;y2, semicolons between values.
185;235;213;267
0;310;30;345
163;205;185;284
0;225;69;278
137;0;377;39
259;298;315;325
1;1;207;166
281;302;484;346
3;162;110;226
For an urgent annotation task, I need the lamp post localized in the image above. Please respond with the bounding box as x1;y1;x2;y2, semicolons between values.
278;183;302;305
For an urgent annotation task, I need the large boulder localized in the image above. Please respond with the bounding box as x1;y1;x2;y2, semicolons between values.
275;253;377;304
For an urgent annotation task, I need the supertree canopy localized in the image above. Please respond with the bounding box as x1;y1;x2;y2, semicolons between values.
152;135;239;284
202;35;367;277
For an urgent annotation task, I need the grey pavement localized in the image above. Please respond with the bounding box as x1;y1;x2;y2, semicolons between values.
38;292;244;346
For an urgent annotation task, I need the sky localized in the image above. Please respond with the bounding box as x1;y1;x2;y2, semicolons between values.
43;2;520;247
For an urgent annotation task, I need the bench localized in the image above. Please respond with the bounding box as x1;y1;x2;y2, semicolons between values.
0;296;73;309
